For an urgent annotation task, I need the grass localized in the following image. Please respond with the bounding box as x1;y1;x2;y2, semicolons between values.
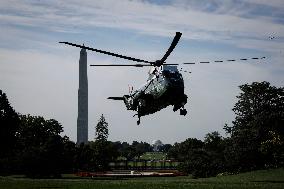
139;152;166;160
111;152;180;169
0;168;283;189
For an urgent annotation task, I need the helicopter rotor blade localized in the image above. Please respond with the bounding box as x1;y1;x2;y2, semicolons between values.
157;32;182;66
182;56;266;65
90;64;150;67
59;42;154;64
108;97;124;100
90;63;179;67
183;62;196;64
60;32;182;67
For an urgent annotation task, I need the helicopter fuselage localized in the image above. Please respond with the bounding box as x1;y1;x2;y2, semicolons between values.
120;66;188;120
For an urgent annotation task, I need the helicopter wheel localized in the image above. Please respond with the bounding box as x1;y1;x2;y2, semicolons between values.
180;108;187;116
137;117;141;125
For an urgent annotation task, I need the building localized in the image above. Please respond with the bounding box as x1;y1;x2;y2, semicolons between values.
77;48;88;144
152;139;163;152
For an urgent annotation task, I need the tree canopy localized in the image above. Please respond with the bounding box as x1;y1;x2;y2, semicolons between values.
225;81;284;170
0;90;20;158
95;114;109;142
1;81;283;177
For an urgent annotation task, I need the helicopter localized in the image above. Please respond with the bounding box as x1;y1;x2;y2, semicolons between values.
60;32;186;125
107;64;189;125
59;32;265;125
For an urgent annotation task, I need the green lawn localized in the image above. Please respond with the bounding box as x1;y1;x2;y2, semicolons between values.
139;152;166;160
0;168;283;189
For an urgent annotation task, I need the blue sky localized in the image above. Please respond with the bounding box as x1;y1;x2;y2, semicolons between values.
0;0;283;144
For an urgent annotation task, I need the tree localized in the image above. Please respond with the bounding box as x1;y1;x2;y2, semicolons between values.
176;133;226;178
115;141;136;160
74;143;95;171
225;81;284;170
0;90;20;174
260;131;284;167
204;131;224;154
131;141;152;159
178;148;220;178
17;115;65;177
95;114;108;142
87;140;118;171
203;131;226;175
61;136;77;173
92;114;110;171
0;90;20;158
17;115;63;148
160;144;172;153
167;138;203;161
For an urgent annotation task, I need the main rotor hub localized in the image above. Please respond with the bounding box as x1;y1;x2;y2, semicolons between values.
154;60;163;67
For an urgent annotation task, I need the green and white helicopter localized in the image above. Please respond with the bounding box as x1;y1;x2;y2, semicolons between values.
60;32;265;125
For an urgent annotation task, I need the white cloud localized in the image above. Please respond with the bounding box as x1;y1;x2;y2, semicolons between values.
245;0;284;9
1;0;284;50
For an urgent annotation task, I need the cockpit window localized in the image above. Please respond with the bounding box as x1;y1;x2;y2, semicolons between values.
162;70;181;79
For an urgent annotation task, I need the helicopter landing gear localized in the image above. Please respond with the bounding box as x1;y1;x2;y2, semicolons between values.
180;107;187;116
137;117;141;125
133;114;141;125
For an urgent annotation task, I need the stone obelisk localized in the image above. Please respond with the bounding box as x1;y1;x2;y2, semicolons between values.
77;48;88;144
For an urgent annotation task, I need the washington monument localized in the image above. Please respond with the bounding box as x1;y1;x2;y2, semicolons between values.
77;48;88;144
